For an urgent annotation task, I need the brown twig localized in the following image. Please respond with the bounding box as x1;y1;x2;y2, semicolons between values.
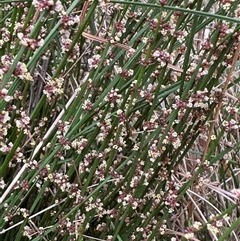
82;31;131;50
79;1;89;23
82;32;183;72
32;7;41;24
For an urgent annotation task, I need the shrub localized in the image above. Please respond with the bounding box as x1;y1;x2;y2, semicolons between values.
0;0;240;240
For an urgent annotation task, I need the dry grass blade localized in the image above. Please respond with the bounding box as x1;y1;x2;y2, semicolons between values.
82;31;131;50
79;1;90;23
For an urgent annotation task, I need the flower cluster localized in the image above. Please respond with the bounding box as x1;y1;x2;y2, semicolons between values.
88;54;102;69
15;110;30;133
105;88;122;106
0;110;11;138
32;0;63;12
43;77;64;102
0;28;10;48
14;62;33;81
222;119;239;131
17;33;42;50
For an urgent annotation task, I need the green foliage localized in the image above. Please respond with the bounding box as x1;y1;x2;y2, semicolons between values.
0;0;240;240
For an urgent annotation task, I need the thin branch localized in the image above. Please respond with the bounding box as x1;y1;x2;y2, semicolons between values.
201;41;240;163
